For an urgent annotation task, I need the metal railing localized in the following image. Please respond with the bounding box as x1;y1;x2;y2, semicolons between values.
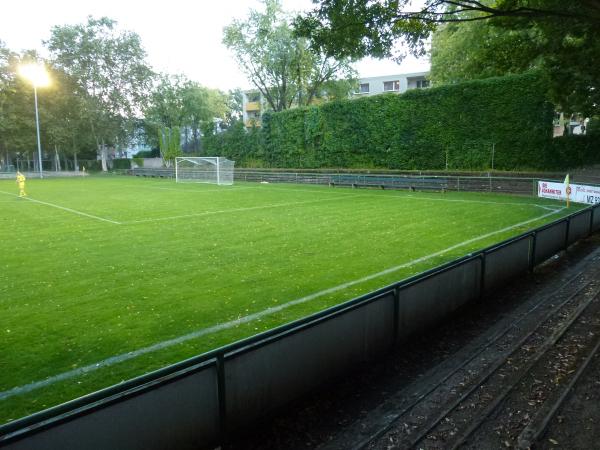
233;170;550;195
125;168;550;196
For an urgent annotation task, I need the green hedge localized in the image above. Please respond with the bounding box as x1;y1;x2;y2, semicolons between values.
112;159;132;170
81;160;102;171
262;72;555;170
206;73;598;170
546;135;600;169
203;121;265;166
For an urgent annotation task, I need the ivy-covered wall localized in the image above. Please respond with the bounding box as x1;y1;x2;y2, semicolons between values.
203;121;265;167
206;73;598;170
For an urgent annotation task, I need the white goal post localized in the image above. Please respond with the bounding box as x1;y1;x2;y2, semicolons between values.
175;157;235;185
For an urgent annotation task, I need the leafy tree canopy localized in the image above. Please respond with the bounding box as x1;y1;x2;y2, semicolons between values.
46;16;154;118
143;74;228;152
0;46;97;168
296;1;600;113
45;16;155;169
223;0;356;112
430;17;543;83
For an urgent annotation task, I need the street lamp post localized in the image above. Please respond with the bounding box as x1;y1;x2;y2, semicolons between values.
19;63;50;179
32;84;43;178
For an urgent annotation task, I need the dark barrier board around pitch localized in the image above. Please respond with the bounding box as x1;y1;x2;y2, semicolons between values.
397;258;481;339
592;207;600;232
484;236;532;293
2;366;220;450
2;203;599;450
223;292;395;428
533;221;568;266
568;210;592;245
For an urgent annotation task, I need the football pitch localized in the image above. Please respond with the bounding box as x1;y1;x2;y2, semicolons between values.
0;175;577;423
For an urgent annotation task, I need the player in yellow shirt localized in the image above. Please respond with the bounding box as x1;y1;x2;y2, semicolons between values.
16;171;26;197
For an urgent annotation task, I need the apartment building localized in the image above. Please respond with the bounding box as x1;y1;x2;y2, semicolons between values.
242;71;430;127
242;91;264;127
354;71;430;96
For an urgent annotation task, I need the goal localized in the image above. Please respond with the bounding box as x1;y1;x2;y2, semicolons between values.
175;157;235;185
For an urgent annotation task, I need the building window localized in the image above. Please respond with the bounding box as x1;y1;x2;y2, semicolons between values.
358;83;369;94
416;79;430;89
383;80;400;92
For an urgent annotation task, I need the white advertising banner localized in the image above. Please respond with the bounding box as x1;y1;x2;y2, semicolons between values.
538;180;600;205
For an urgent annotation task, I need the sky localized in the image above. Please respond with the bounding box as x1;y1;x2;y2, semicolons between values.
0;0;430;91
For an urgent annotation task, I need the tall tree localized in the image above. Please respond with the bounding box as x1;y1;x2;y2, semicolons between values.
182;81;227;151
0;43;95;171
223;0;355;112
144;74;229;153
145;74;188;129
142;74;188;150
46;16;154;170
295;0;600;113
430;12;544;83
224;88;244;126
40;65;96;170
157;126;182;167
0;47;39;169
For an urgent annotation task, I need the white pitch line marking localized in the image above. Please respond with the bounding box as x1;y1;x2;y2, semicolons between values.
243;183;564;211
0;207;564;401
0;191;121;225
122;194;366;224
402;194;563;211
148;186;253;193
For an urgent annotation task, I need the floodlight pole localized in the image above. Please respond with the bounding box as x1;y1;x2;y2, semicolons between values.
33;85;43;179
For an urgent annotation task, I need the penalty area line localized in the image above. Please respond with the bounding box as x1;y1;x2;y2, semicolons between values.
147;186;253;193
0;207;563;401
121;194;366;224
0;190;121;225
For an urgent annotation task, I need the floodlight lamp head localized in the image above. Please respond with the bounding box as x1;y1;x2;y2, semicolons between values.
19;63;51;88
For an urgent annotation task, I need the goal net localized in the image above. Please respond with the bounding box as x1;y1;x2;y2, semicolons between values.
175;157;235;185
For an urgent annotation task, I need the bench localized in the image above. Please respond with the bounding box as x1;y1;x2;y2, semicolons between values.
130;168;175;178
328;175;448;192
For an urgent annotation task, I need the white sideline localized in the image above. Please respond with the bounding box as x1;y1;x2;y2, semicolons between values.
0;207;564;402
403;194;562;211
0;191;121;225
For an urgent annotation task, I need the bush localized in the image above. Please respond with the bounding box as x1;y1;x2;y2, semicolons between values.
135;148;160;158
544;135;600;169
203;120;264;166
587;117;600;137
81;160;102;171
112;159;131;170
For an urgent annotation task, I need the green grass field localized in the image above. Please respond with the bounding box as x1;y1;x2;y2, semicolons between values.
0;175;578;423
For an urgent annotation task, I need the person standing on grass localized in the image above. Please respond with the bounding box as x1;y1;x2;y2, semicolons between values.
16;171;26;197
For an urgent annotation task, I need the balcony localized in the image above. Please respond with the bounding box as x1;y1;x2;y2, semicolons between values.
245;101;260;112
245;119;261;128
